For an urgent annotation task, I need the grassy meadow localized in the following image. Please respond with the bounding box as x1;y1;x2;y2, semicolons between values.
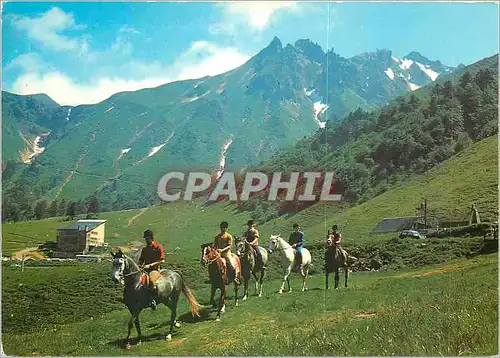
1;254;497;356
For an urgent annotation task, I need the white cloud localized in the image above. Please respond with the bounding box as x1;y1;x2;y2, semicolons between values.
4;53;47;73
10;72;172;106
9;7;89;55
119;25;140;34
9;41;251;106
211;1;300;33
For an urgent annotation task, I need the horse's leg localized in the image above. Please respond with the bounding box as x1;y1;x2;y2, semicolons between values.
279;266;291;294
166;293;179;341
125;311;140;349
301;266;309;292
325;271;330;290
234;281;239;307
210;284;217;308
252;272;259;296
258;269;265;297
344;265;348;288
134;314;142;345
216;285;226;321
242;274;249;301
334;267;340;290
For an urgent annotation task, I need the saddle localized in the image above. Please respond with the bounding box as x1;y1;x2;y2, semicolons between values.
140;270;163;290
220;254;241;284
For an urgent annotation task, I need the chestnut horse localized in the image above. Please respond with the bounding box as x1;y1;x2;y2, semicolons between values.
200;244;241;321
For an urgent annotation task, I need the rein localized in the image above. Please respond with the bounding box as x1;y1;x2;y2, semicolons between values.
121;256;144;277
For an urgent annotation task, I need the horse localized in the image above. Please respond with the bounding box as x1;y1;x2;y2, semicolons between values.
234;237;268;299
267;235;312;294
324;236;357;289
110;250;201;349
200;244;241;321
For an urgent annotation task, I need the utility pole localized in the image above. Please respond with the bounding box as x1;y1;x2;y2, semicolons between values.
424;199;427;228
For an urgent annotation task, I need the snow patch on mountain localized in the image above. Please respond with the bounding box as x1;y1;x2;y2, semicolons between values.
117;148;131;160
304;88;328;128
216;136;234;179
23;133;50;164
408;82;420;91
399;59;414;70
65;108;72;122
391;56;401;63
415;62;440;81
384;68;395;80
313;102;328;128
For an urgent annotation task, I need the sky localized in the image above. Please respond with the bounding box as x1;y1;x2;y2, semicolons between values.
2;1;499;106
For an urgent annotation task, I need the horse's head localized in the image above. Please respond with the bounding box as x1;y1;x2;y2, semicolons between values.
234;237;246;257
326;237;334;247
267;234;281;253
110;250;126;285
200;243;218;266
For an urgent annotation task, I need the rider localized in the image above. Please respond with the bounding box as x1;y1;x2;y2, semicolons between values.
288;223;304;269
328;225;342;247
242;220;263;267
214;221;239;284
138;229;165;310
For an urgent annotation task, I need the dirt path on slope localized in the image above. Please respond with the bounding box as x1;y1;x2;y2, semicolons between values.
127;208;148;227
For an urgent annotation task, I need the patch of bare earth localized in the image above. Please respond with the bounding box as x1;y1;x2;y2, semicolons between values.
391;264;463;279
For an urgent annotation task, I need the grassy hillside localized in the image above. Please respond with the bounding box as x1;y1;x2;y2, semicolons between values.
2;254;497;355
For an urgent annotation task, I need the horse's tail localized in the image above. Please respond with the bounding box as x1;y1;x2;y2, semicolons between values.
177;271;202;317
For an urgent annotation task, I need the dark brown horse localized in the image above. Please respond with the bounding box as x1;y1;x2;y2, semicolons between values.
200;244;241;321
324;237;357;289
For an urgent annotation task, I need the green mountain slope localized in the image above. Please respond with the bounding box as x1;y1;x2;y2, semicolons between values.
2;38;461;211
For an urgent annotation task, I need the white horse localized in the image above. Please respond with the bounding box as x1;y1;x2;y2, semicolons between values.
267;235;312;294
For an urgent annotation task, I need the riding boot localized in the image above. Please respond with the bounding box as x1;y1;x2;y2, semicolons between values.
148;287;157;311
231;264;240;284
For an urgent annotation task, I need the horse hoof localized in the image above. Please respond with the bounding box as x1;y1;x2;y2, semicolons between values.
235;302;239;307
165;334;172;341
174;322;181;328
242;296;247;301
215;317;221;322
258;293;262;298
278;290;283;294
125;343;132;351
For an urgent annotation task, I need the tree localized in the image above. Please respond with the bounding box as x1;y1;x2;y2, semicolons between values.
57;199;67;217
66;201;76;219
87;196;100;214
48;200;58;218
34;200;48;220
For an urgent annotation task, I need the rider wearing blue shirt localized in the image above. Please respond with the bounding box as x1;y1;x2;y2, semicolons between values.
288;223;304;268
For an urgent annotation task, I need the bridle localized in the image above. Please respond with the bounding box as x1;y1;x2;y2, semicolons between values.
202;246;221;265
116;256;143;277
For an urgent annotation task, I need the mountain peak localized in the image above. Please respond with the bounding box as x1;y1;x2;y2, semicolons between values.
294;38;325;63
405;51;435;64
268;36;283;50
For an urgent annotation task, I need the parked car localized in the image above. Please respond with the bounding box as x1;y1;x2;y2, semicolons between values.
399;230;426;239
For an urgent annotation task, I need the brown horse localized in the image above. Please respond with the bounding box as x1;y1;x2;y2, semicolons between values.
324;236;356;289
200;244;241;321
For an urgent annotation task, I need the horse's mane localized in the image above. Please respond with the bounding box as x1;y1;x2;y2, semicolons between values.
123;254;141;272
